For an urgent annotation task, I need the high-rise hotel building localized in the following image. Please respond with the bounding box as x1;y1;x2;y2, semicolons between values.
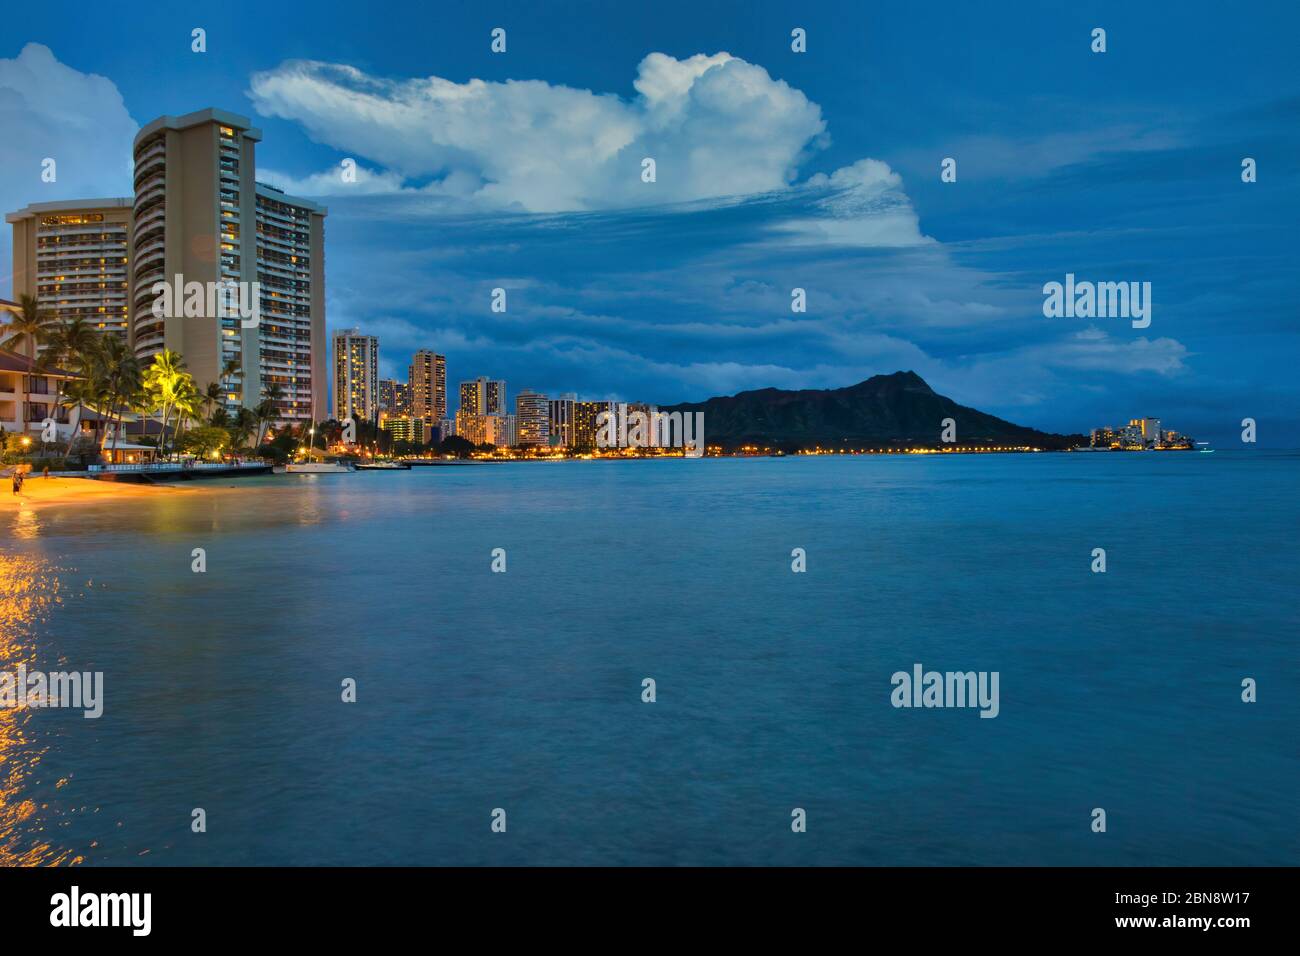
331;328;379;422
7;107;327;424
129;109;260;387
6;199;133;337
515;390;550;446
131;109;327;422
255;183;326;423
409;350;446;421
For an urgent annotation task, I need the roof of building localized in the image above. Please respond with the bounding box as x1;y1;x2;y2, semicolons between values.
134;107;263;145
5;198;133;223
0;346;78;377
255;181;328;216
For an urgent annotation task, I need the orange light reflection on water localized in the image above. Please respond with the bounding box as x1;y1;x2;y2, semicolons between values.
0;553;80;866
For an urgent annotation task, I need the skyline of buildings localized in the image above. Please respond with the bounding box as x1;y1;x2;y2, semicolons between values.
1089;417;1194;450
337;327;670;452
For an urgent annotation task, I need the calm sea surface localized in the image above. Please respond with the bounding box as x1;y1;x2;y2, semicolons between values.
1;451;1297;865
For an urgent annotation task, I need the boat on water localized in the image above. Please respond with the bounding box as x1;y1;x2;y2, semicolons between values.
283;460;355;474
355;460;411;471
279;417;356;473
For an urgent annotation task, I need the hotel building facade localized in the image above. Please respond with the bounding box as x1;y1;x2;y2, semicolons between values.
6;107;328;425
6;200;133;338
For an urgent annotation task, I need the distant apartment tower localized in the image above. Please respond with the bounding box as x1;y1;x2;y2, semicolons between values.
1131;417;1161;447
459;378;483;416
455;412;486;445
409;350;446;421
459;377;505;416
129;108;326;422
1090;426;1117;448
456;411;514;447
485;379;505;416
573;400;614;450
379;378;410;418
499;414;516;447
331;328;379;422
515;390;550;446
549;393;576;447
382;415;426;445
6;200;133;340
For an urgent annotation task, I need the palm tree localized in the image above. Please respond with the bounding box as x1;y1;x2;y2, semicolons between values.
59;342;114;455
229;406;257;451
98;337;142;459
1;294;52;440
263;381;285;408
252;382;285;449
142;349;188;458
203;381;223;422
252;398;276;451
44;318;97;452
220;357;241;397
173;377;202;450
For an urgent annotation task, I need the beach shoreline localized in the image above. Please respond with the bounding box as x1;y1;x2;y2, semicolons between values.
0;475;194;510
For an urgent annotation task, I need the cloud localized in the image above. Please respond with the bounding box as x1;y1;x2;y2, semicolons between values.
778;159;930;247
257;162;412;197
1036;325;1188;376
247;52;924;233
0;43;138;293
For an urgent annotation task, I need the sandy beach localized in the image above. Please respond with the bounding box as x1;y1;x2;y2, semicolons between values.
0;474;190;510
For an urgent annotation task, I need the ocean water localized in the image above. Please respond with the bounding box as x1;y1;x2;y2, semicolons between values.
1;451;1297;866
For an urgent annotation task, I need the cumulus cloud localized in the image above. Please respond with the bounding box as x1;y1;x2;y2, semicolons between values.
1038;325;1188;375
0;44;138;293
247;52;919;225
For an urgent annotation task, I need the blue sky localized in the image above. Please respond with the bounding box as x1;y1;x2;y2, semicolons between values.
3;0;1297;443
